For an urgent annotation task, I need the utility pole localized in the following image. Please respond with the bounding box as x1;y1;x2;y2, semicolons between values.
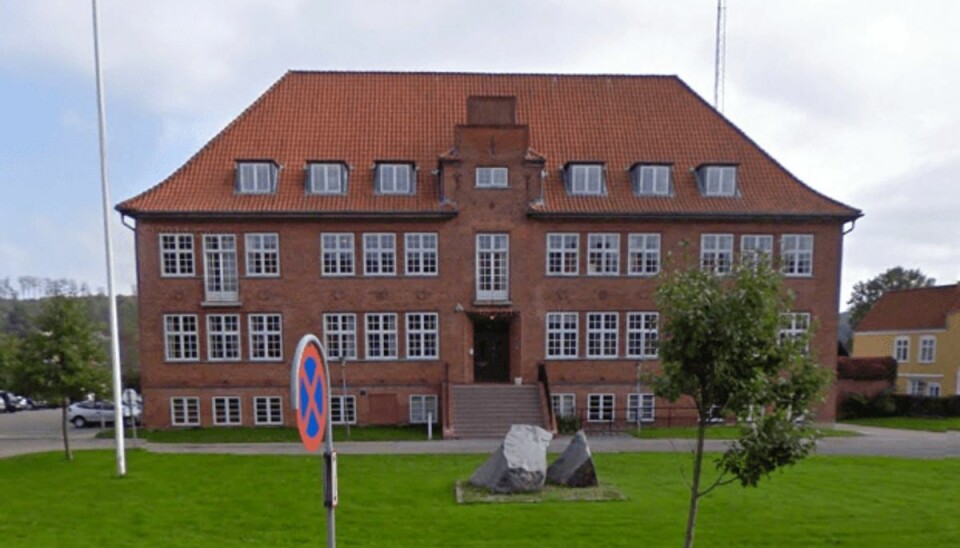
713;0;727;112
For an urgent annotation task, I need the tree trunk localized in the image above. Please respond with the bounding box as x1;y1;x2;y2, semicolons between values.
61;398;73;461
684;418;707;548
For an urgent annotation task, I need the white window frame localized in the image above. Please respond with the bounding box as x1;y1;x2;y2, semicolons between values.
365;313;398;360
741;235;773;267
207;314;241;362
626;312;659;359
170;397;200;426
702;166;737;197
321;233;355;276
627;233;660;276
700;234;734;274
928;382;941;397
893;336;910;363
323;313;357;361
254;396;283;425
212;396;242;426
568;164;605;195
203;234;239;302
405;233;438;276
587;312;619;359
306;162;347;195
781;234;814;277
476;167;509;188
236;162;277;194
363;233;397;276
331;395;357;425
249;313;283;361
164;314;199;362
551;393;576;419
376;163;413;195
634;165;670;196
545;312;579;359
587;233;620;276
406;312;439;360
159;234;195;277
779;312;811;348
410;395;439;424
918;336;936;363
244;233;280;277
627;393;655;423
476;234;510;301
587;393;615;423
546;233;579;276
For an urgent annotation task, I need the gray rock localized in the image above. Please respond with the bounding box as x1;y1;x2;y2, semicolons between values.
469;424;554;493
547;430;598;487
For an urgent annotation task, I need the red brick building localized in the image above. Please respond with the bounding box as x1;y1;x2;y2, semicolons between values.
117;72;860;435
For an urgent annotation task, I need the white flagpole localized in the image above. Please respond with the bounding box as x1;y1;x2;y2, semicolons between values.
91;0;126;477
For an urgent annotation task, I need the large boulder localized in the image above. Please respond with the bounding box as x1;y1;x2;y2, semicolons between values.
546;430;598;487
469;424;554;494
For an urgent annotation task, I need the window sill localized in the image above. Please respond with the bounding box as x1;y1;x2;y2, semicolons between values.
473;299;512;307
202;300;242;308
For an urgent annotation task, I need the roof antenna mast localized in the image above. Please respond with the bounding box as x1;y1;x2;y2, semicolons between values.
713;0;727;112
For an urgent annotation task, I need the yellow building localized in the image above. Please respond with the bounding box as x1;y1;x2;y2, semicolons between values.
852;284;960;396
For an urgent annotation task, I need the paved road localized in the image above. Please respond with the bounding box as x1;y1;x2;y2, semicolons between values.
2;409;957;459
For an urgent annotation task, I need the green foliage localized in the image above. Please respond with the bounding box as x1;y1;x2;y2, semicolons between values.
839;392;960;419
846;267;935;328
556;414;582;434
0;333;19;388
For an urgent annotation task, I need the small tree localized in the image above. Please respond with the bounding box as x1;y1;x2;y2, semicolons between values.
651;258;829;548
0;333;19;390
16;296;109;460
847;267;935;329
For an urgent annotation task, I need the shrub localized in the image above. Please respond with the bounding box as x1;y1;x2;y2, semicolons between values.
556;414;581;434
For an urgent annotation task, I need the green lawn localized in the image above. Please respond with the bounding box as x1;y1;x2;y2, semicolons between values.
1;451;957;547
841;416;960;432
95;424;434;443
631;425;858;440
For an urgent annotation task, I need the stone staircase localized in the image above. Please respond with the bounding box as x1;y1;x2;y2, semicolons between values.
449;384;549;439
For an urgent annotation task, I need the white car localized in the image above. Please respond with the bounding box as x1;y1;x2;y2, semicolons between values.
67;400;142;428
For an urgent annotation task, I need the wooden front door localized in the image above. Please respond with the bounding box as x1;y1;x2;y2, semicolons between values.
473;318;510;383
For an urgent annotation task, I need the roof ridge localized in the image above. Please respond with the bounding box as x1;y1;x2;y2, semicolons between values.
286;69;681;79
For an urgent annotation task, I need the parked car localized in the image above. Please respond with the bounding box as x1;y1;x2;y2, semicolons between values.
0;391;18;413
67;400;142;428
0;395;6;412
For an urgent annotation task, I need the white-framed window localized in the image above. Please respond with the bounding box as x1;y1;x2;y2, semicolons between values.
587;393;615;423
893;336;910;363
363;233;397;276
700;165;737;197
406;312;439;360
375;163;413;194
546;233;579;276
405;233;438;276
551;393;576;419
633;165;670;196
700;234;734;274
331;395;357;425
626;312;659;358
203;234;239;302
245;233;280;277
545;312;578;359
159;234;195;277
587;233;620;276
907;379;941;397
587;312;619;359
410;395;439;424
628;233;660;276
249;314;283;361
567;164;605;195
170;397;200;426
207;314;241;361
306;162;347;195
254;396;283;425
164;314;199;362
918;336;936;363
236;161;278;194
365;313;398;360
323;313;357;361
627;393;655;423
779;312;811;347
212;396;241;426
476;234;509;301
741;235;773;267
781;234;814;277
929;382;941;397
476;167;508;188
321;233;355;276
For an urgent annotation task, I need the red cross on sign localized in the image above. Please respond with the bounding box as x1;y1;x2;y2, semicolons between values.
296;340;327;452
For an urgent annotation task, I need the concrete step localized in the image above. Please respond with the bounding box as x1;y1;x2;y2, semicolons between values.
449;383;548;439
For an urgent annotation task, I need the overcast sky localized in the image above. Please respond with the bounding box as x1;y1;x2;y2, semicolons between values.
1;0;958;307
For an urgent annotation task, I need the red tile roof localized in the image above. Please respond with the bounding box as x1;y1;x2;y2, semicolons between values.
117;71;861;220
856;284;960;332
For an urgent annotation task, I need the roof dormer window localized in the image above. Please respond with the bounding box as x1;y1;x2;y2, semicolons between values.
306;162;348;195
375;163;414;195
236;161;278;194
697;165;737;197
476;167;509;188
566;163;605;196
632;164;671;197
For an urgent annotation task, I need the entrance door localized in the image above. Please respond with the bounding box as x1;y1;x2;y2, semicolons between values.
473;318;510;383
